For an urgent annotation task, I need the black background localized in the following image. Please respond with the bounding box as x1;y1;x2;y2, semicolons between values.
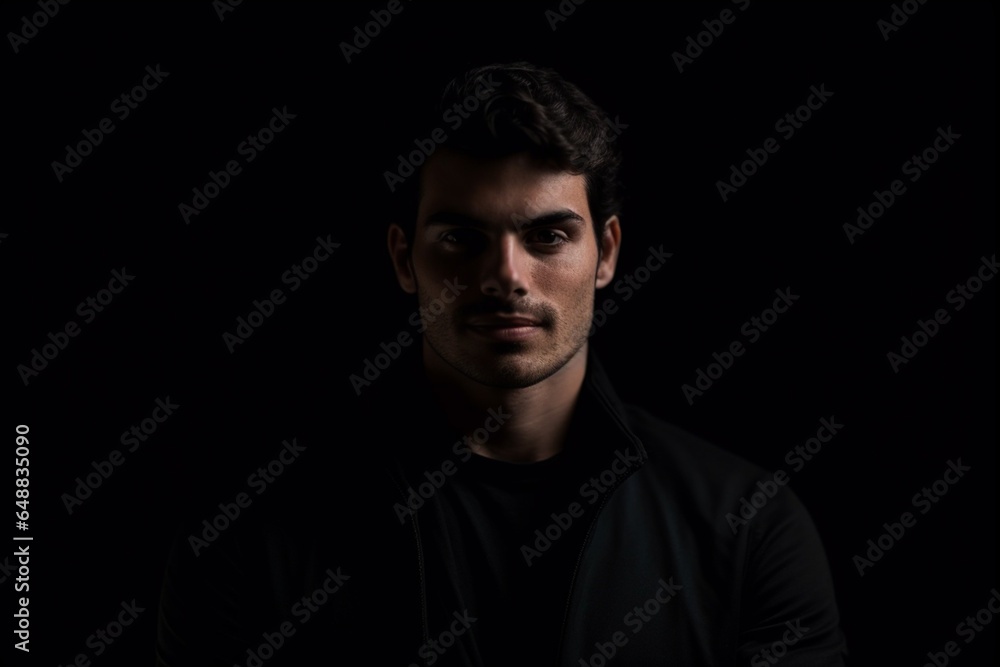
3;1;994;665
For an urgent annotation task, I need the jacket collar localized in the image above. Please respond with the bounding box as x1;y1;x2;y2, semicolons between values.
578;347;649;464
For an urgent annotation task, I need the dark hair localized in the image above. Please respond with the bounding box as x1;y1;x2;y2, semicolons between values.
397;61;623;246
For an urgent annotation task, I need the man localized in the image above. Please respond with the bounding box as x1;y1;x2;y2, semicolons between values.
156;62;848;666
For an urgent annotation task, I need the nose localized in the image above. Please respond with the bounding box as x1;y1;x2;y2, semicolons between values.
479;233;528;299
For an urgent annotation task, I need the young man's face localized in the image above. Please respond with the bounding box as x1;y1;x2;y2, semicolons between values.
388;149;620;388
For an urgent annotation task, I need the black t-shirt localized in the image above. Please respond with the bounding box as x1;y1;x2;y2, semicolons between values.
421;444;597;667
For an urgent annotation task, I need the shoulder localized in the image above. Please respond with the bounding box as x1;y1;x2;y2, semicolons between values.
623;402;767;488
620;402;816;536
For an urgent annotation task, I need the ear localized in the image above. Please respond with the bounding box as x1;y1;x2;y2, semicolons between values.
387;223;417;294
595;215;621;289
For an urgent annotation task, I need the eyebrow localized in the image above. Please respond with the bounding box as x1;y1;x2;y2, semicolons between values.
423;209;586;230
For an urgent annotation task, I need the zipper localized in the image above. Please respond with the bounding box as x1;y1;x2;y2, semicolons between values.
554;366;649;665
553;459;643;665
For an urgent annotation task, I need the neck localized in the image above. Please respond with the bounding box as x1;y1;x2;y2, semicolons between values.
422;341;588;463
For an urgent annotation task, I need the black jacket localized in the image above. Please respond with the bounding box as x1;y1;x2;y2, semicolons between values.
155;348;848;666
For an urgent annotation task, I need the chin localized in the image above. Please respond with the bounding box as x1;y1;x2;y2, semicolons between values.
480;362;556;389
438;339;584;389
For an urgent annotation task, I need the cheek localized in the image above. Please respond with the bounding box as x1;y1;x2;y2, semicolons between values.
414;241;480;283
412;254;460;301
535;264;597;315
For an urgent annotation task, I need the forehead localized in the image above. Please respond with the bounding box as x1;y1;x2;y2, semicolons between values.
416;149;591;228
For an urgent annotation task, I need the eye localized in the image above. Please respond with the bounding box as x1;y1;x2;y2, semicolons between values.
440;230;466;244
439;228;485;250
527;229;568;246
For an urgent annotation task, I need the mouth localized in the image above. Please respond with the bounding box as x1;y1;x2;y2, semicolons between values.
466;316;544;342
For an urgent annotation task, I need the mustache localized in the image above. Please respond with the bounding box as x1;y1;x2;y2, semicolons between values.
459;297;555;325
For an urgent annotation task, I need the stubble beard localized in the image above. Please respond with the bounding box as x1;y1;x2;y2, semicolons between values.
415;277;592;389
